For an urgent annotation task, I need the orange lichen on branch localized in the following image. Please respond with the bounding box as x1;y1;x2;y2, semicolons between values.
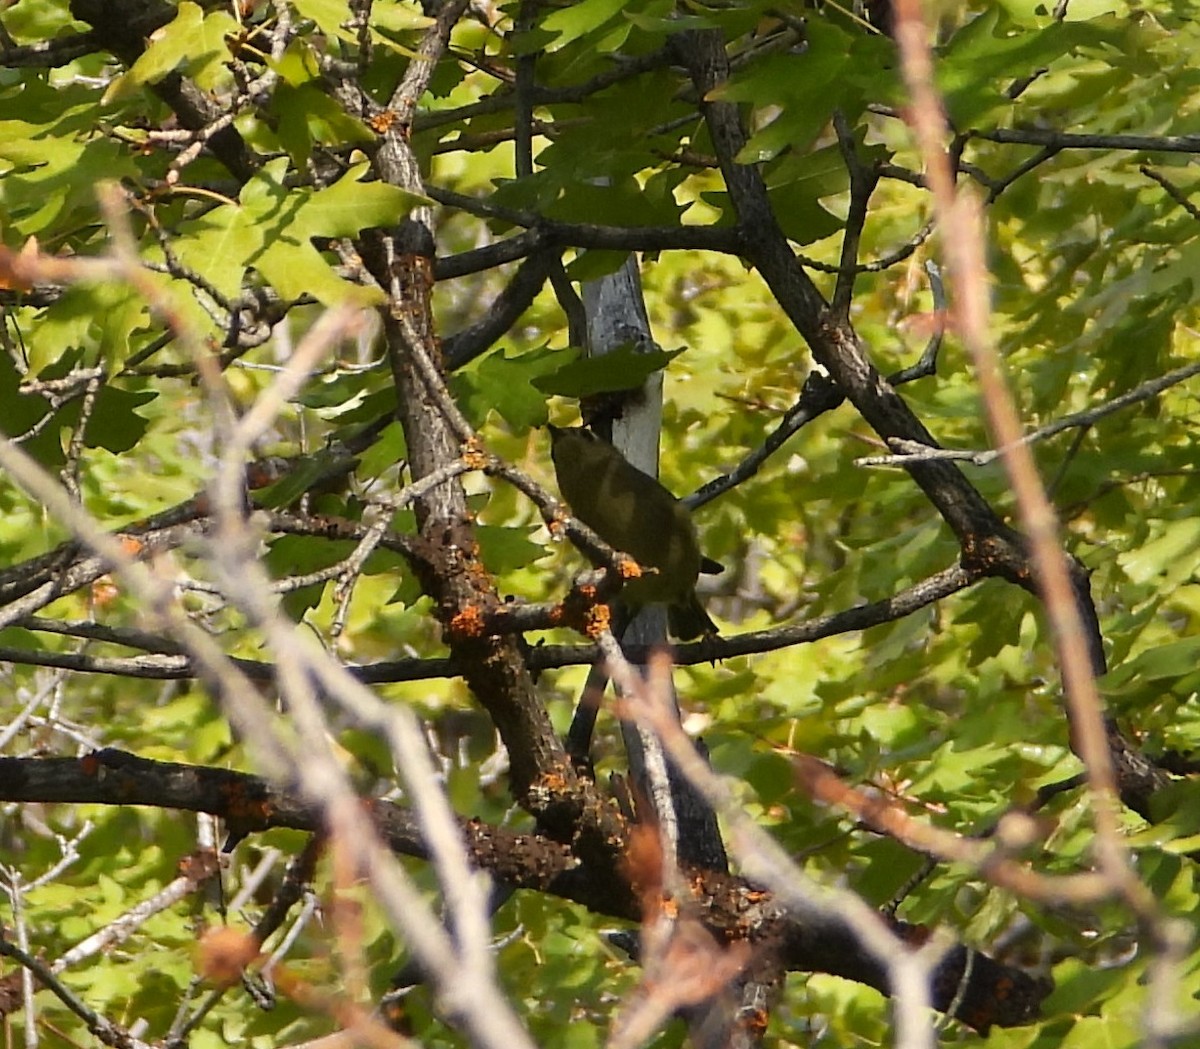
615;555;645;581
583;602;612;638
245;458;289;489
368;109;399;135
743;1006;769;1040
552;582;612;635
459;437;488;470
449;604;487;639
535;770;571;795
117;534;145;557
463;556;492;588
529;767;585;813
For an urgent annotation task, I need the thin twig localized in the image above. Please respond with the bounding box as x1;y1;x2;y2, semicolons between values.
973;128;1200;155
1141;165;1200;223
856;358;1200;469
892;0;1161;934
0;940;154;1049
831;110;879;319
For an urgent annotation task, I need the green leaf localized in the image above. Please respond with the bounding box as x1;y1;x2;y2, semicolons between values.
1103;636;1200;689
26;282;147;374
272;83;376;169
104;3;238;100
564;250;633;282
852;839;929;907
357;422;407;480
371;1;434;39
1118;517;1200;585
249;163;423;304
270;38;323;87
300;164;429;235
0;353;50;441
723;45;853;160
172;203;264;300
0;135;138;237
938;8;1127;126
539;0;628;50
542;175;684;227
290;0;362;45
764;182;843;246
477;525;550;575
455;345;573;429
254;449;357;509
84;385;157;453
533;344;684;398
256;240;385;305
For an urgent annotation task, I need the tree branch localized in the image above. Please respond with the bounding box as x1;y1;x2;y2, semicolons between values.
670;23;1166;819
0;750;1048;1033
972;127;1200;155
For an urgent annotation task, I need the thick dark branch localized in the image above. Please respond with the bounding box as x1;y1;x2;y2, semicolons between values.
669;27;1163;814
0;562;974;682
435;229;548;278
0;646;201;679
427;185;745;253
687;289;946;513
0;520;205;627
444;253;551;369
430;210;744;280
984;145;1061;203
830;112;879;320
0;31;97;67
0;750;1048;1032
360;1;618;850
674;29;1005;551
15;617;183;653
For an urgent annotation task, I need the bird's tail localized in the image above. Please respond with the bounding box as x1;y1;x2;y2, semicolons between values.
668;595;718;641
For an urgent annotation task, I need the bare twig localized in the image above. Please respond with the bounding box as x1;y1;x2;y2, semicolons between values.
973;127;1200;155
831;111;880;319
0;939;154;1049
1141;165;1200;223
856;358;1200;469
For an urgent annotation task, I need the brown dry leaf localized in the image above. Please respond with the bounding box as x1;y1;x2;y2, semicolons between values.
196;927;261;988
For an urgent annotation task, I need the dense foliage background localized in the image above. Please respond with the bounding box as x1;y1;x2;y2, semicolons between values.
3;0;1200;1046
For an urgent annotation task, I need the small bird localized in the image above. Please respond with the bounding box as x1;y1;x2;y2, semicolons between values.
548;425;718;640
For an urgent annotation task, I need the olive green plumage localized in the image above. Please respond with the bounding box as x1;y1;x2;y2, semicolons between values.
548;425;717;640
